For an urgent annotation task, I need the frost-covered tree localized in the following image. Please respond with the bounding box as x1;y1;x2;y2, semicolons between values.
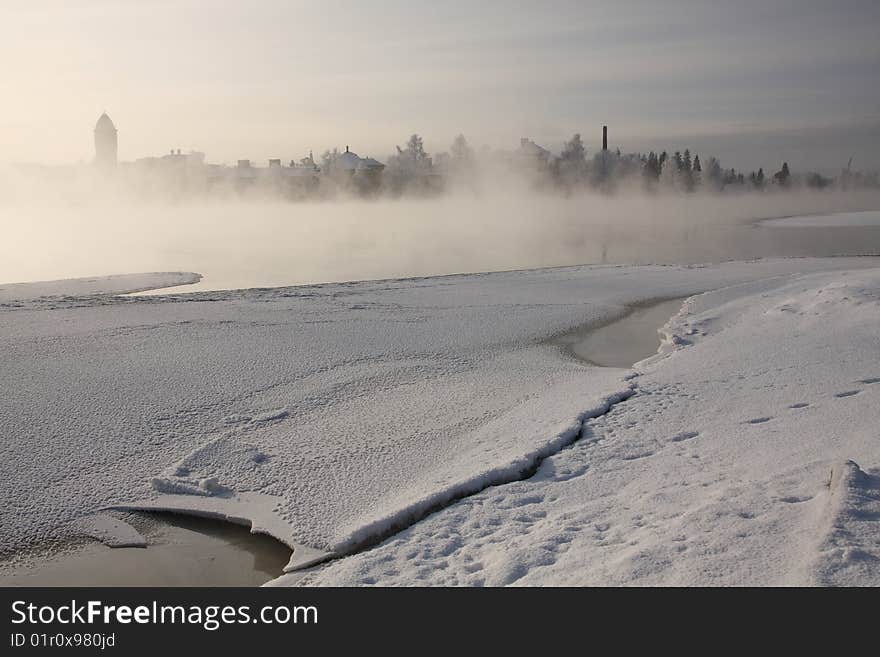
449;134;473;166
557;133;587;188
320;148;340;172
385;134;434;195
748;167;765;189
773;162;791;187
704;156;723;190
561;133;586;163
681;150;694;190
644;151;661;186
445;133;479;192
659;155;679;189
397;134;428;166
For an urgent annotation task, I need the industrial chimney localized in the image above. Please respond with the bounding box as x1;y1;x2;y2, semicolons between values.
602;125;608;152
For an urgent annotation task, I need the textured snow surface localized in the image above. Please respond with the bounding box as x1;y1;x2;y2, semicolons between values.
70;513;146;548
762;210;880;228
0;272;201;302
2;258;879;583
309;268;880;586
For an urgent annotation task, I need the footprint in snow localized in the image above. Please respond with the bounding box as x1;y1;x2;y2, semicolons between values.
747;417;772;424
834;390;861;398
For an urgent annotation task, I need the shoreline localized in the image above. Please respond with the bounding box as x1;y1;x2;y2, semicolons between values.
549;297;687;369
3;205;879;300
0;512;291;587
4;257;880;586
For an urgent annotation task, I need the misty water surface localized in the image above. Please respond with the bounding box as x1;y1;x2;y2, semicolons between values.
2;190;880;292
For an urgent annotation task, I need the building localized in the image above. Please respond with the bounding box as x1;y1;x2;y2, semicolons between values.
94;112;118;170
324;146;385;194
515;138;552;167
332;146;386;174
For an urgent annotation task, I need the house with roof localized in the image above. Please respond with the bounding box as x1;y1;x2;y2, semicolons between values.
329;146;385;174
323;146;385;193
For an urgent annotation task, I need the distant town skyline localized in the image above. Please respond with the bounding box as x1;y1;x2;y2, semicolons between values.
2;1;878;173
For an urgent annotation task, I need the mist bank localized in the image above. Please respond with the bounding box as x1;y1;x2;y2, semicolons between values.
2;186;880;291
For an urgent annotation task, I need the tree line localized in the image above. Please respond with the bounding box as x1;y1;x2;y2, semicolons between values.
310;131;877;198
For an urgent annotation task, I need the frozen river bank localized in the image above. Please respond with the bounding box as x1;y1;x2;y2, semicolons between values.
3;256;880;586
309;266;880;586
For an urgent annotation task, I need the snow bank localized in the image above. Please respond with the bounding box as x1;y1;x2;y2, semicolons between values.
309;266;880;586
812;461;880;586
2;257;879;582
112;492;330;571
0;271;201;302
761;210;880;228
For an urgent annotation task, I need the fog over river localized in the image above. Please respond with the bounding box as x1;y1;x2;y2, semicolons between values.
2;189;880;292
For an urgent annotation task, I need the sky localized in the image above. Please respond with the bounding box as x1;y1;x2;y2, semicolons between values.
1;0;879;173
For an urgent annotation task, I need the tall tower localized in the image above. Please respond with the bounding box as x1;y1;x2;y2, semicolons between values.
94;112;118;170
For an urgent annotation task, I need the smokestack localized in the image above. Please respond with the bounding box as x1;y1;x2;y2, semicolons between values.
602;126;608;152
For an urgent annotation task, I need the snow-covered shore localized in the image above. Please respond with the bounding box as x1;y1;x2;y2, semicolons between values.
2;258;879;586
761;210;880;228
308;268;880;586
0;272;201;302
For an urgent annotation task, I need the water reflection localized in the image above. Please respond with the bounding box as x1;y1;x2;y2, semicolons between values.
0;513;292;587
2;195;879;293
